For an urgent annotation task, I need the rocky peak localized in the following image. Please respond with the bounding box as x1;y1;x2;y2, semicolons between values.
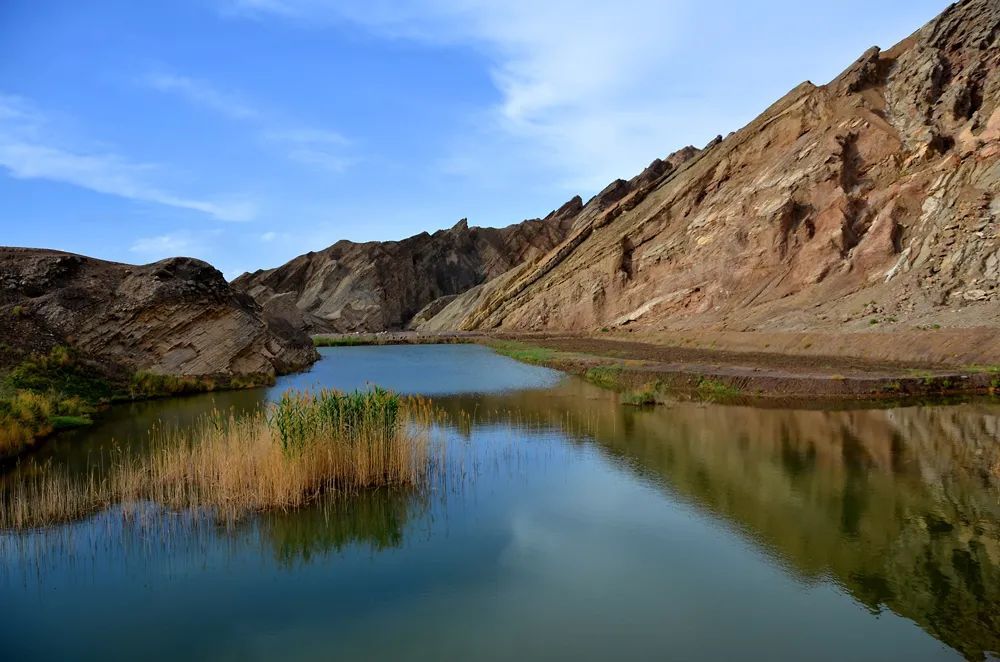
233;207;579;333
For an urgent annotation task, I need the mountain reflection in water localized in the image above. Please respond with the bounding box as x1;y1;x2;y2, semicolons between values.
1;345;997;661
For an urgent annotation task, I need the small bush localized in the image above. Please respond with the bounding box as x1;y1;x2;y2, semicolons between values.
585;365;624;389
622;388;658;406
696;378;741;399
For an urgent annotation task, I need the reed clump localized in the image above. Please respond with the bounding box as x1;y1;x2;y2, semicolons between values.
0;387;435;530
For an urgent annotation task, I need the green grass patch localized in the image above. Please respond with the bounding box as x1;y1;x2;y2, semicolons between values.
964;364;1000;374
0;345;281;461
127;371;218;399
696;377;741;398
489;341;556;365
0;347;107;458
585;365;624;389
5;345;112;403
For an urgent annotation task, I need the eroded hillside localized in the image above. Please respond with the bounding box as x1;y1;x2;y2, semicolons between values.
233;204;581;333
424;0;1000;336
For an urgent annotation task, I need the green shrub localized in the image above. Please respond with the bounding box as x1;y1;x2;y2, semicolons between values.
128;371;215;399
585;365;624;389
622;388;658;406
6;346;111;402
696;377;741;398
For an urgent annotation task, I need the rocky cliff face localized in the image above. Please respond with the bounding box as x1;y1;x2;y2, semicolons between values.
423;0;1000;334
0;248;318;379
233;204;581;333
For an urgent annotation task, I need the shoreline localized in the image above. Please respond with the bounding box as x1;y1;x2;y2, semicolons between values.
312;331;1000;402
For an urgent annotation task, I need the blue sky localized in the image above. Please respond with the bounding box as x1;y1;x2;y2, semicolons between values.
1;0;946;278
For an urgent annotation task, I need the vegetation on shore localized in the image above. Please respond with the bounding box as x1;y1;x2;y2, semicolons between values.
0;347;105;459
489;340;557;365
0;346;277;461
0;387;434;530
313;335;378;347
312;334;476;348
486;338;996;402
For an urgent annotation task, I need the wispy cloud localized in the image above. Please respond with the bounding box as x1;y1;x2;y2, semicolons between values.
219;0;698;191
144;73;261;120
129;232;196;256
143;73;354;174
0;94;257;221
264;128;353;173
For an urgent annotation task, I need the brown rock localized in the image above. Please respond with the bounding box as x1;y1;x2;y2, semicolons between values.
423;0;1000;335
233;201;582;332
0;248;317;379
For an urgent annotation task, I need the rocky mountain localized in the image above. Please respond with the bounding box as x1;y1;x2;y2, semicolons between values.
421;0;1000;335
0;248;317;380
232;204;581;333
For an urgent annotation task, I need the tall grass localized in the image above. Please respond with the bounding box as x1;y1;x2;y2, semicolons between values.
0;388;436;530
0;390;95;459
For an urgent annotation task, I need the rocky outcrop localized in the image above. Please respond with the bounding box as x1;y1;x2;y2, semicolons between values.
0;248;318;379
233;203;581;333
422;0;1000;335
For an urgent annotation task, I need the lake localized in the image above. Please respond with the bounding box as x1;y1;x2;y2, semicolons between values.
2;344;998;661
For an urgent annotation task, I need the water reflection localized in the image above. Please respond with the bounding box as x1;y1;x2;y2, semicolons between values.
435;380;1000;660
1;346;998;660
255;489;421;567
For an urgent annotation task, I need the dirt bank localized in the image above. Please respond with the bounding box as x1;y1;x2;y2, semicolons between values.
312;330;1000;401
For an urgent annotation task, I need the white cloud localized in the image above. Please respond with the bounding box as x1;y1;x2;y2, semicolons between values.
263;128;353;173
219;0;697;191
0;94;257;221
129;232;196;256
143;73;353;175
144;73;262;120
260;231;278;242
220;0;946;195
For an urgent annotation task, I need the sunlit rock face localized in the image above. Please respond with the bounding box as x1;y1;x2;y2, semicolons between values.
232;201;581;333
424;0;1000;335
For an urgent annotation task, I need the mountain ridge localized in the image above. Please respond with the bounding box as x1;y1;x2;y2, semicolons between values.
417;0;1000;336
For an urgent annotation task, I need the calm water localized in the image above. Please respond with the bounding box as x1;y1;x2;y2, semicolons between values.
2;345;999;661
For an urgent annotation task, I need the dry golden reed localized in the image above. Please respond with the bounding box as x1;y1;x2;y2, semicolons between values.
0;388;437;530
